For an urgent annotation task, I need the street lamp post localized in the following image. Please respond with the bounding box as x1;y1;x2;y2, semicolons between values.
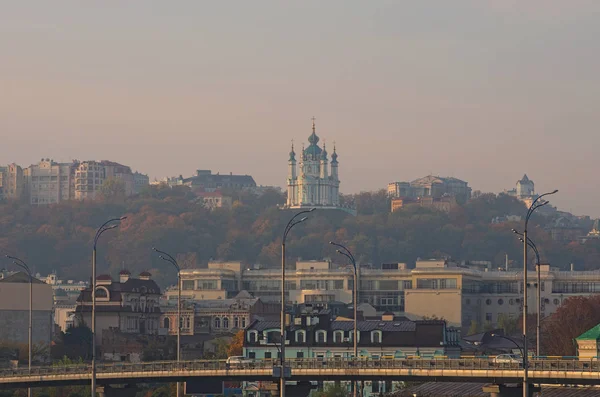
329;242;358;397
153;248;182;397
281;208;314;397
91;217;126;397
512;229;541;357
521;190;557;397
6;256;32;397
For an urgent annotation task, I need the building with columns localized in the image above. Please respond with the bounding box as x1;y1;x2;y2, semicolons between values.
286;119;341;209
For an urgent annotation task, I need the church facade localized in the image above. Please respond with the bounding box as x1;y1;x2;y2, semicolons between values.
286;120;340;209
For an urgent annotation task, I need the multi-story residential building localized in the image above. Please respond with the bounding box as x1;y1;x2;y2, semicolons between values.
74;161;106;200
75;270;162;344
388;175;472;205
24;159;75;205
175;259;600;332
243;309;460;396
133;172;149;194
102;160;134;196
0;272;53;350
0;163;24;200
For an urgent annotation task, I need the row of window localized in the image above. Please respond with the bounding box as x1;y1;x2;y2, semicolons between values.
467;297;561;306
247;330;382;344
214;316;247;329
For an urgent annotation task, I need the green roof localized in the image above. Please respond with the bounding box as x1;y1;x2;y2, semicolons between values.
576;324;600;340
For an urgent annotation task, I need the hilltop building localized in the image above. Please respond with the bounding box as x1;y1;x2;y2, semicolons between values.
388;175;471;212
181;170;256;191
285;119;346;211
0;163;24;200
504;174;537;208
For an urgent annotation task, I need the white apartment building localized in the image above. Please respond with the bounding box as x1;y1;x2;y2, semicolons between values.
24;159;74;205
169;259;600;331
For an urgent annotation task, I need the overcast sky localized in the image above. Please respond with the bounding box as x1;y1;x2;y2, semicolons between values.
1;1;599;216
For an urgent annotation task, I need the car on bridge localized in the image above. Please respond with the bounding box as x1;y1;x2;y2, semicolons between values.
226;356;255;368
493;354;523;364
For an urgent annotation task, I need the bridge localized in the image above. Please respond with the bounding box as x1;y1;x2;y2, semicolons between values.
1;358;600;389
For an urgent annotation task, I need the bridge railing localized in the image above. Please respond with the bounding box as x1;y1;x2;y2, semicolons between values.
2;358;600;379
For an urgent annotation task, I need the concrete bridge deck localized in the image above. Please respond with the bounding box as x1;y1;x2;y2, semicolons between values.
1;358;599;389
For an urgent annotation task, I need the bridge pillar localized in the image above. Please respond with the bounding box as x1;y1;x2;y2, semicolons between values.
482;384;540;397
96;385;139;397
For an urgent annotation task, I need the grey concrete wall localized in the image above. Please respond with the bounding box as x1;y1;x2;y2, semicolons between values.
0;309;52;346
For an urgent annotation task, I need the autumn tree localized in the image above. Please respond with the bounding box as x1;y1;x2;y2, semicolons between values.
227;330;244;357
541;295;600;356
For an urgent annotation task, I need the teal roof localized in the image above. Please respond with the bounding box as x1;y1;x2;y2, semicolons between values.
576;323;600;340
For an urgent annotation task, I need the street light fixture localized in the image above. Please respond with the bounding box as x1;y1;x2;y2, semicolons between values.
521;190;557;397
6;256;32;397
329;242;358;397
91;217;126;397
281;208;314;397
490;333;525;360
152;248;182;397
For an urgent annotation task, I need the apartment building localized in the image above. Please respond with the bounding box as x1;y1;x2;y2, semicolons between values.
172;259;600;331
24;159;75;205
0;163;24;200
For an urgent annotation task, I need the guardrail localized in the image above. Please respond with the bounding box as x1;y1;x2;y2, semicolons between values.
2;357;600;380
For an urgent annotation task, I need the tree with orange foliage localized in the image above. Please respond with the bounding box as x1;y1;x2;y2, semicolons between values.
227;330;245;358
541;295;600;356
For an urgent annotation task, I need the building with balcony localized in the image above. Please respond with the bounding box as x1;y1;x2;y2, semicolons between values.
24;159;75;205
173;259;600;332
75;270;162;344
0;163;24;200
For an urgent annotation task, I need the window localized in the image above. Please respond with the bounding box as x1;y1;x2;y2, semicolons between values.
333;331;344;343
371;331;382;344
553;298;560;305
248;352;256;359
316;330;327;343
485;313;492;322
486;299;492;305
296;330;306;343
465;299;471;305
498;299;504;305
234;317;239;328
241;317;247;328
297;352;304;358
163;318;170;329
214;317;221;329
264;352;272;359
182;280;194;290
509;299;514;305
248;331;258;343
223;317;229;329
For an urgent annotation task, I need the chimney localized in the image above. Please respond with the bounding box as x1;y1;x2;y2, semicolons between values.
119;270;131;283
571;263;575;272
139;271;152;281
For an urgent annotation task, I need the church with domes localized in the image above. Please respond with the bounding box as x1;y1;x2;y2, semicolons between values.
286;119;341;209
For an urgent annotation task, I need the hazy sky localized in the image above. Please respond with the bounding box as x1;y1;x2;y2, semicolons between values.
1;1;599;216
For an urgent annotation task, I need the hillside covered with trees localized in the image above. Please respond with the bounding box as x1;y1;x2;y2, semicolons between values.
0;185;597;288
